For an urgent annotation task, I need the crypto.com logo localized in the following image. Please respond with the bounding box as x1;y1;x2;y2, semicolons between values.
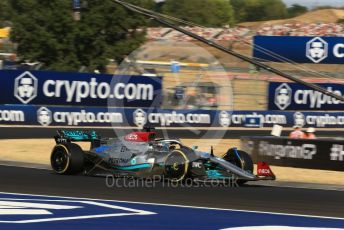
294;112;306;127
14;71;38;104
219;111;231;127
37;107;52;126
306;37;328;63
133;109;147;127
274;83;292;110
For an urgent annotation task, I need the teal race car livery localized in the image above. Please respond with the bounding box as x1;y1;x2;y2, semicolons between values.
50;128;275;184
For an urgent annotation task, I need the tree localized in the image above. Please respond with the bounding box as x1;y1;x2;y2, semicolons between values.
231;0;288;23
162;0;234;27
287;4;308;18
9;0;153;72
337;18;344;24
0;0;13;25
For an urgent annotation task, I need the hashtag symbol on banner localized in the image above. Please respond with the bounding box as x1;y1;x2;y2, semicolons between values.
330;145;344;161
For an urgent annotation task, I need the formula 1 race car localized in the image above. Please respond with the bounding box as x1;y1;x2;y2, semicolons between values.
50;128;275;184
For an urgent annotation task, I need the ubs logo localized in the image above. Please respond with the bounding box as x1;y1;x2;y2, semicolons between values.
306;37;328;63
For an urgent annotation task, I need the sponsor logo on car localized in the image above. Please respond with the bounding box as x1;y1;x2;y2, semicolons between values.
109;158;131;165
192;162;202;168
257;168;271;174
125;133;138;141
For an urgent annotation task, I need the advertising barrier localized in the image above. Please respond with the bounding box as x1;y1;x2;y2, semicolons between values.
253;35;344;64
269;82;344;111
0;70;162;107
241;136;344;171
0;105;343;128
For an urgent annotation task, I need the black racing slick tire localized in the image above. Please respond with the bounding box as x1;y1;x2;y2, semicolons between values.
50;143;84;175
164;149;189;182
223;148;254;185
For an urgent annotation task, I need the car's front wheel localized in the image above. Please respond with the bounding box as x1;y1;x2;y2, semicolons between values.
223;148;254;185
50;143;84;175
164;150;189;182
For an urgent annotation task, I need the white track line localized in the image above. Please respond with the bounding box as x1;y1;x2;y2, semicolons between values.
0;191;343;221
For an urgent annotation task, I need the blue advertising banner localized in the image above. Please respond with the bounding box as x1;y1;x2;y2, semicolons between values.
0;70;162;107
269;82;344;111
253;36;344;64
0;105;343;128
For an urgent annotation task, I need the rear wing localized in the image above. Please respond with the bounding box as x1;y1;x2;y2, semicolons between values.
54;130;101;148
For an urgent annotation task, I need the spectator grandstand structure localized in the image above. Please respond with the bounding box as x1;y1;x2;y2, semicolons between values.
146;9;344;42
139;9;344;111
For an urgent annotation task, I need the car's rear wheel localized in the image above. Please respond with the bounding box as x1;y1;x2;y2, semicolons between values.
51;143;84;175
223;148;254;185
164;150;189;182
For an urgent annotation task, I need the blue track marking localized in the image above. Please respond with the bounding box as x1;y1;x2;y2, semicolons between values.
0;192;343;230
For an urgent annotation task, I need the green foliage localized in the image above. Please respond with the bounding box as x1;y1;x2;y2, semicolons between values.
232;0;288;23
0;0;13;25
287;4;308;18
162;0;234;27
0;0;317;71
337;18;344;24
9;0;152;72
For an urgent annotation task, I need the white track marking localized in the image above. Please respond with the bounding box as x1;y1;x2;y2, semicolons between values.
0;192;343;221
0;209;52;215
0;201;82;210
222;227;343;230
0;198;155;223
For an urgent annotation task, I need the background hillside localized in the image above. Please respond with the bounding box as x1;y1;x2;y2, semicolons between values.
240;9;344;28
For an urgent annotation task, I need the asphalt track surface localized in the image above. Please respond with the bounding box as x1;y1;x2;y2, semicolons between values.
0;165;344;219
1;126;343;228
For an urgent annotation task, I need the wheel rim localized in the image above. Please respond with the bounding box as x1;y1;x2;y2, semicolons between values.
51;146;69;173
165;152;188;182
